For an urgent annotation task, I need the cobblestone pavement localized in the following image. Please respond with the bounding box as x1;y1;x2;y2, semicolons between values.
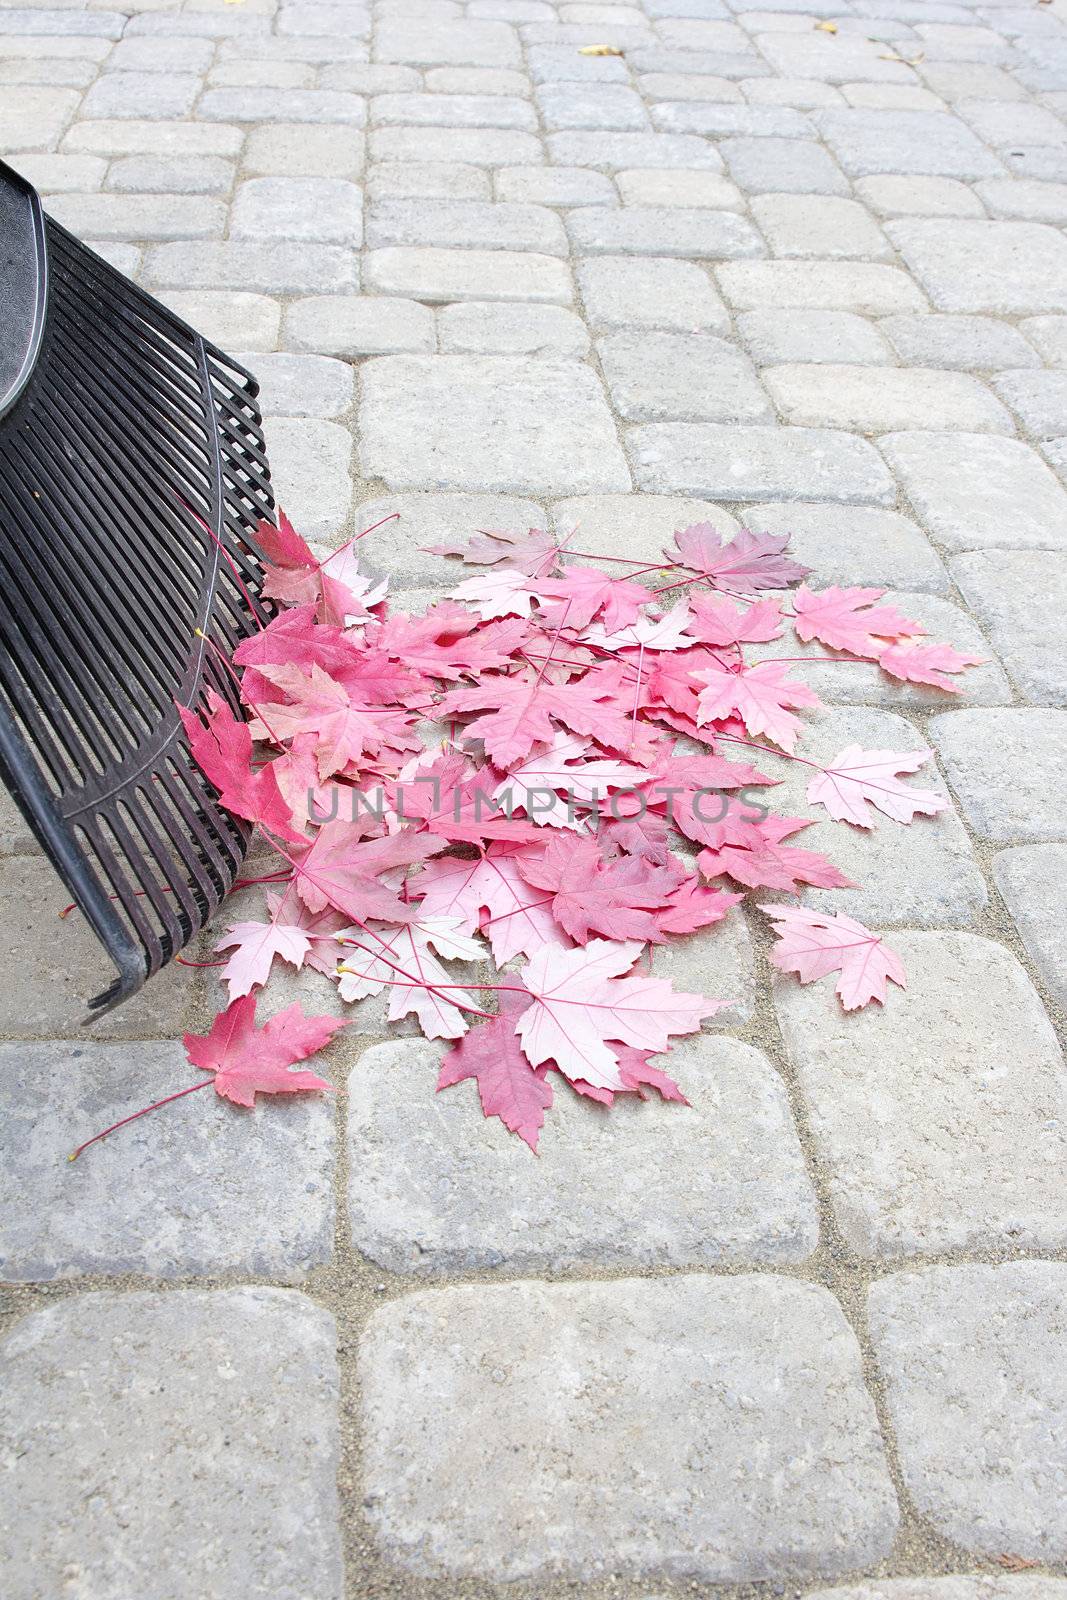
2;0;1067;1595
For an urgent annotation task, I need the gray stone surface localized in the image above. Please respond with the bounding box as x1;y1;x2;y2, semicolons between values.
566;204;764;259
992;369;1067;439
889;218;1067;313
0;1041;336;1281
367;159;491;201
880;313;1043;372
717;260;926;314
368;196;568;254
598;330;772;422
741;501;950;593
242;350;355;419
775;933;1067;1257
144;239;359;294
951;548;1067;704
881;430;1067;552
360;1275;898;1579
739;310;893;367
854;173;987;216
267;416;353;539
496;163;618;205
284;294;435;355
578;254;728;331
547;129;727;169
931;708;1067;841
363;245;572;303
722;135;850;194
0;1290;343;1600
994;843;1067;1010
1021;313;1067;367
808;1584;1067;1600
438;300;590;356
615;166;742;207
751;194;890;258
815;108;1004;179
631;423;897;503
348;1035;817;1272
549;491;741;571
869;1263;1067;1559
231;176;364;245
44;192;226;242
243;121;367;177
360;355;631;493
764;364;1012;433
160;290;281;353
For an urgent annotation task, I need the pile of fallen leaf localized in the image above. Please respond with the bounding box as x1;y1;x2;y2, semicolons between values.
76;511;982;1157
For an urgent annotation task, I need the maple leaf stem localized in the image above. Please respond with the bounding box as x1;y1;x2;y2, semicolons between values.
68;1080;211;1162
480;894;556;927
713;731;821;770
337;938;498;1020
175;954;227;968
350;509;401;546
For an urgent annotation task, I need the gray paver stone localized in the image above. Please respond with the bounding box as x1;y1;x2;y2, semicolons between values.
765;364;1013;433
992;369;1067;439
577;255;729;332
738;310;893;367
566;205;764;259
951;548;1067;704
631;423;897;503
241;351;355;419
774;932;1067;1256
880;430;1067;552
367;197;567;254
284;294;435;355
144;240;359;294
231;176;364;245
598;330;772;423
869;1263;1067;1559
353;490;544;590
888;218;1067;313
267;416;352;539
364;246;572;303
879;314;1042;372
438;300;590;356
359;1275;898;1580
930;707;1067;841
994;843;1067;1011
815;108;1005;178
0;1290;343;1600
741;501;950;594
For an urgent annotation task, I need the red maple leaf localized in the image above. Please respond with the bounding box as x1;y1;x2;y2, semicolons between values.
178;689;306;844
668;524;812;590
516;835;682;944
437;992;553;1151
792;585;925;658
184;994;345;1107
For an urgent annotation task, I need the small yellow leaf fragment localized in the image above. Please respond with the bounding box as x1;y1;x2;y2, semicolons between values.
578;43;624;55
815;19;838;31
879;48;924;63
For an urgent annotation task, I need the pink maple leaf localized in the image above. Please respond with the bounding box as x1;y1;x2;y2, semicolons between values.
535;565;654;632
877;641;986;693
436;669;646;767
693;660;820;753
515;938;721;1090
178;689;306;845
806;746;949;828
516;834;681;944
292;819;442;923
427;525;558;575
689;594;785;646
668;524;812;590
183;994;345;1107
215;917;313;1001
414;842;570;964
792;585;925;658
437;992;553;1151
251;663;420;779
760;903;906;1010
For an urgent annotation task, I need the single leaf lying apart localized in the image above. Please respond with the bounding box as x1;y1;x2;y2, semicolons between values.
183;994;346;1106
108;509;981;1159
760;904;906;1010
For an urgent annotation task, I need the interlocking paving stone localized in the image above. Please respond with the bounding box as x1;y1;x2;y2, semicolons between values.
631;422;897;503
815;108;1005;177
82;72;202;120
284;294;436;355
359;1275;898;1580
106;153;234;196
754;706;986;925
652;103;814;137
577;254;729;331
991;368;1067;438
200;87;367;123
615;166;742;207
598;329;772;422
364;245;572;303
717;260;926;313
144;239;359;294
367;196;567;254
931;707;1067;841
751;194;890;258
370;90;535;127
243;121;366;177
880;430;1067;551
738;309;894;366
267;416;353;539
869;1263;1067;1559
721;136;850;194
353;490;544;590
854;173;987;215
880;313;1042;371
367;160;491;200
239;350;354;418
951;548;1067;704
369;124;542;164
765;364;1013;433
64;119;245;159
160;290;280;353
775;933;1067;1256
347;1035;816;1272
360;354;630;494
496;163;618;204
231;176;364;245
0;1041;335;1281
0;1290;343;1600
547;129;727;168
374;18;522;65
1020;313;1067;366
756;33;918;84
0;85;82;149
566;204;765;258
976;175;1067;221
888;218;1067;313
536;80;650;129
994;843;1067;1010
15;152;107;194
741;501;951;593
44;192;226;241
438;300;590;356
